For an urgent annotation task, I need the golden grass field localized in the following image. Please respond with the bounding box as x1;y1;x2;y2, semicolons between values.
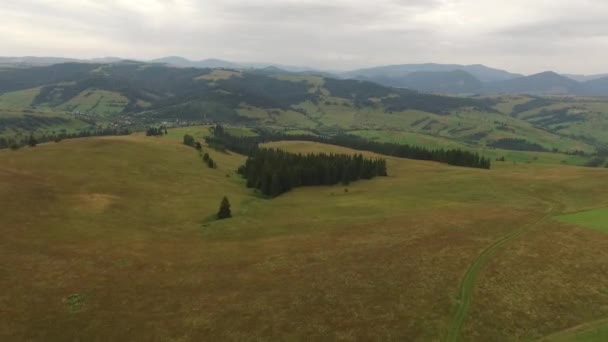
2;126;608;341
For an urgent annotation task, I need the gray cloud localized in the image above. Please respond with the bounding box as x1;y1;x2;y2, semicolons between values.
1;0;608;74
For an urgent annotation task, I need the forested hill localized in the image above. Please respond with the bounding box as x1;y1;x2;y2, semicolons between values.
0;61;488;121
1;62;606;159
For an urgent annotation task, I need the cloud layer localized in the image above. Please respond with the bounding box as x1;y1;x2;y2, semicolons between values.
2;0;608;74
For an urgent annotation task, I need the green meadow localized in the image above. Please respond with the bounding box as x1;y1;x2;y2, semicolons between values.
555;208;608;233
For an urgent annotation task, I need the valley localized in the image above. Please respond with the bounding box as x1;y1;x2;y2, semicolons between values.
5;0;608;340
1;62;607;168
2;60;608;341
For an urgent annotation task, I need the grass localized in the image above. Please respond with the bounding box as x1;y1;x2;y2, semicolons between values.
3;129;608;340
57;89;129;116
0;110;93;137
196;69;242;81
555;208;608;233
349;129;592;166
224;126;258;137
351;129;473;149
262;95;597;156
541;319;608;341
0;87;41;109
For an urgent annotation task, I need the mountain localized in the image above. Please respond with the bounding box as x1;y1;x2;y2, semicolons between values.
149;57;239;69
148;56;315;72
482;71;582;95
563;74;608;82
1;61;603;157
0;56;80;68
342;63;522;84
581;77;608;96
89;57;124;64
196;58;241;69
0;62;485;115
149;56;196;67
383;70;483;94
0;56;129;69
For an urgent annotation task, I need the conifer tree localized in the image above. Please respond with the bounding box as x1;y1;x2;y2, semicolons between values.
217;196;231;219
270;172;282;197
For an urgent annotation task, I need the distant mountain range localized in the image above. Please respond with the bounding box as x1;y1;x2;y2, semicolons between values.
341;63;523;83
148;56;317;73
342;66;608;96
2;56;608;96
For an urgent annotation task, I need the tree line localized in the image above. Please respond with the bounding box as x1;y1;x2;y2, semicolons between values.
183;134;217;169
205;126;491;169
237;148;387;197
0;127;131;150
145;126;167;136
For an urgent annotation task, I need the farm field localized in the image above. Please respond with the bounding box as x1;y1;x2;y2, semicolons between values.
2;126;608;340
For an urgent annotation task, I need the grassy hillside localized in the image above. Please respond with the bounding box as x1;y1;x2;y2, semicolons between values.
349;129;592;165
56;89;129;116
0;63;607;165
488;94;608;150
3;128;608;340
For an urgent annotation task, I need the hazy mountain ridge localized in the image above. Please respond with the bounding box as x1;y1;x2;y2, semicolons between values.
481;71;583;95
341;63;523;83
1;61;602;157
3;56;608;96
345;66;608;96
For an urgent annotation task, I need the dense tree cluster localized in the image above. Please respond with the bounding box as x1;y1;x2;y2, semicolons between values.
487;138;547;152
323;78;487;114
285;134;492;169
183;134;218;169
238;148;387;197
27;134;38;147
0;114;71;132
183;134;196;147
511;98;553;115
201;152;216;169
584;157;607;168
218;74;314;110
145;126;167;136
0;127;130;150
206;125;491;170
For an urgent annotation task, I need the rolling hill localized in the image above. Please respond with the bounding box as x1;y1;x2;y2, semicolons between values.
1;61;607;166
3;127;608;340
4;56;608;97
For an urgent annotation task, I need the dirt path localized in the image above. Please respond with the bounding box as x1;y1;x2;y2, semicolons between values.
444;205;555;342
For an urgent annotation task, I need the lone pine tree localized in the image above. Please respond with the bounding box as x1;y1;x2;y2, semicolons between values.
217;196;231;219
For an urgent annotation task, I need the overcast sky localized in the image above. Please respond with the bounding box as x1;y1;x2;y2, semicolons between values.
2;0;607;74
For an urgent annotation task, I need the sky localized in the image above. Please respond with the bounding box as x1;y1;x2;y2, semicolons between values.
1;0;608;74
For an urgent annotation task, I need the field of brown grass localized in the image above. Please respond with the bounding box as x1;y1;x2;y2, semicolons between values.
2;128;608;341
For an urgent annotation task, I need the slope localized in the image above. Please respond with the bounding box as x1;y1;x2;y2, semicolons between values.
4;131;608;341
